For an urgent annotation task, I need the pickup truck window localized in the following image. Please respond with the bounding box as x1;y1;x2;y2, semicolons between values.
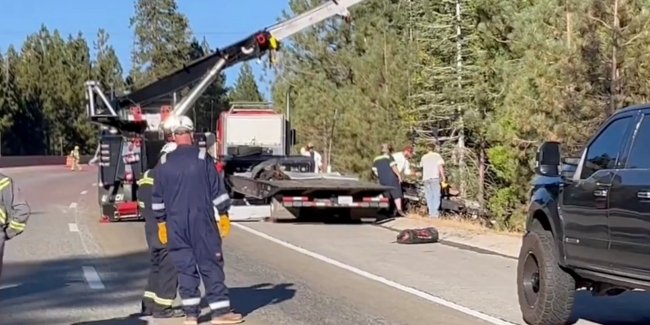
626;114;650;169
580;116;632;179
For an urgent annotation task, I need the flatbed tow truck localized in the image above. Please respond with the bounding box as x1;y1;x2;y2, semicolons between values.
85;0;392;222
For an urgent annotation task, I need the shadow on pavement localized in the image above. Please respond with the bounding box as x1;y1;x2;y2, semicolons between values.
195;282;296;322
72;315;148;325
230;282;296;316
0;251;296;325
571;290;650;325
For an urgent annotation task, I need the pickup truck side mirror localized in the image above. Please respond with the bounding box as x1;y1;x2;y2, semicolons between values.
535;141;561;177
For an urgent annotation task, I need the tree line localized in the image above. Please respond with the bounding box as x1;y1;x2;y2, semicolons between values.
269;0;650;230
3;0;644;230
0;0;265;157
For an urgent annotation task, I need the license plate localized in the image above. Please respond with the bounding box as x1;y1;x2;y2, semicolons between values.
337;196;353;205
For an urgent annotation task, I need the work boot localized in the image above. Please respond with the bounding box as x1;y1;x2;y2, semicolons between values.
136;300;153;316
211;311;244;324
153;308;185;318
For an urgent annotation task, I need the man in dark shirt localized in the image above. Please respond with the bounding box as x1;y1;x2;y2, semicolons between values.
372;143;406;218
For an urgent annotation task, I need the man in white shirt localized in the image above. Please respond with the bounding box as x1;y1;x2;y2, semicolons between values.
419;142;446;218
392;145;414;177
300;142;323;173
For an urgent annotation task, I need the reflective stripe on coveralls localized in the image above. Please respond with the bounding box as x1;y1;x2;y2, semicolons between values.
152;145;232;318
143;291;175;307
139;168;180;312
0;178;8;225
0;176;29;233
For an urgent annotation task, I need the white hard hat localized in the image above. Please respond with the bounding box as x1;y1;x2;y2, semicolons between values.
160;142;177;154
163;115;194;134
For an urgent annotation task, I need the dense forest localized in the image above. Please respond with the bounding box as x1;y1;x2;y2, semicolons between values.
1;0;648;230
269;0;650;230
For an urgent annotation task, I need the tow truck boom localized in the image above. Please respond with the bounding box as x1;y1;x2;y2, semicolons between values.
84;0;372;223
86;0;365;123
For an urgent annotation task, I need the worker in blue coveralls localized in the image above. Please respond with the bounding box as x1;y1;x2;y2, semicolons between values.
152;115;243;325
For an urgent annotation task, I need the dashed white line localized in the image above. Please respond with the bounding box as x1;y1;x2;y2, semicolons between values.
92;182;97;187
69;202;78;209
0;283;20;290
233;223;516;325
68;223;79;232
80;190;87;195
82;266;105;290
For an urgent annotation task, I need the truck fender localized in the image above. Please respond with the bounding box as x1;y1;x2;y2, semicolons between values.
527;200;568;264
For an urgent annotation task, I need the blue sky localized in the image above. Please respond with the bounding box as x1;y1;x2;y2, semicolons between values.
0;0;291;98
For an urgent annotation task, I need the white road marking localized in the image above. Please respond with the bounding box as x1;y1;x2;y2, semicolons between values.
69;202;78;209
0;283;20;290
233;223;516;325
80;190;87;195
82;266;105;290
68;223;79;232
92;182;97;186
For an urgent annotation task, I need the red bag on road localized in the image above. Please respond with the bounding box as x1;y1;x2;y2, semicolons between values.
396;227;439;244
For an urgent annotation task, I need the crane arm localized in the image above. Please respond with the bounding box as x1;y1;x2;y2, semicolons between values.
115;0;365;116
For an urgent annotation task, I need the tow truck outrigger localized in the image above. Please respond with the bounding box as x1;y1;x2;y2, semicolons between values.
85;0;392;222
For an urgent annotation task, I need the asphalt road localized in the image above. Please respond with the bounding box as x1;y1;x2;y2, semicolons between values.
0;166;649;325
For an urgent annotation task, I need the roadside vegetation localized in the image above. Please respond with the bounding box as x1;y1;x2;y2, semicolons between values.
270;0;650;231
1;0;649;231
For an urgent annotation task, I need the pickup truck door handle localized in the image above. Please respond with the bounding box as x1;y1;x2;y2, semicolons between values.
593;189;608;197
637;191;650;199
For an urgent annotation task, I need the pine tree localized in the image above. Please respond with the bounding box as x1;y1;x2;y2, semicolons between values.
229;62;264;102
271;0;411;174
129;0;192;88
14;27;49;154
93;29;124;95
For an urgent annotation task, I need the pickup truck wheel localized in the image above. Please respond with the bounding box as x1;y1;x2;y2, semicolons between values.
518;230;576;325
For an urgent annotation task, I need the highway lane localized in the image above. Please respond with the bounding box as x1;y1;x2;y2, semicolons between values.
0;166;495;325
3;166;650;325
238;216;650;325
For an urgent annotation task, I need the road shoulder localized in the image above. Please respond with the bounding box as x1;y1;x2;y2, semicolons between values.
381;216;522;259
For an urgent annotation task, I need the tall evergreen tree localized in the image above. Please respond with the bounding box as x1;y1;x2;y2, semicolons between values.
0;48;22;154
229;62;264;102
14;27;49;154
129;0;192;87
271;0;411;174
93;29;124;95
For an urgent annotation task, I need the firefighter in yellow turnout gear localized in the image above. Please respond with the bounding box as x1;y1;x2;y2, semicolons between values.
70;145;82;171
137;144;184;318
0;173;31;281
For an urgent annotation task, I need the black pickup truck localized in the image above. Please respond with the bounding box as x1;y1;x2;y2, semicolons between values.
518;104;650;325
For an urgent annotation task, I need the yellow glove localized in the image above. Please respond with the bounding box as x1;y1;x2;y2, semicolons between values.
157;222;168;245
218;214;231;238
441;181;449;189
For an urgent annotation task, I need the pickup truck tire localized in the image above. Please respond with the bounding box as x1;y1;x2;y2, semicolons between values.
518;230;576;325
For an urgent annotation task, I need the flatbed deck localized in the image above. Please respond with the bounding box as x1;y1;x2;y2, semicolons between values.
228;172;392;199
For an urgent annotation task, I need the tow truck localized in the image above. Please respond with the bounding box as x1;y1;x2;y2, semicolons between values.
85;0;391;222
